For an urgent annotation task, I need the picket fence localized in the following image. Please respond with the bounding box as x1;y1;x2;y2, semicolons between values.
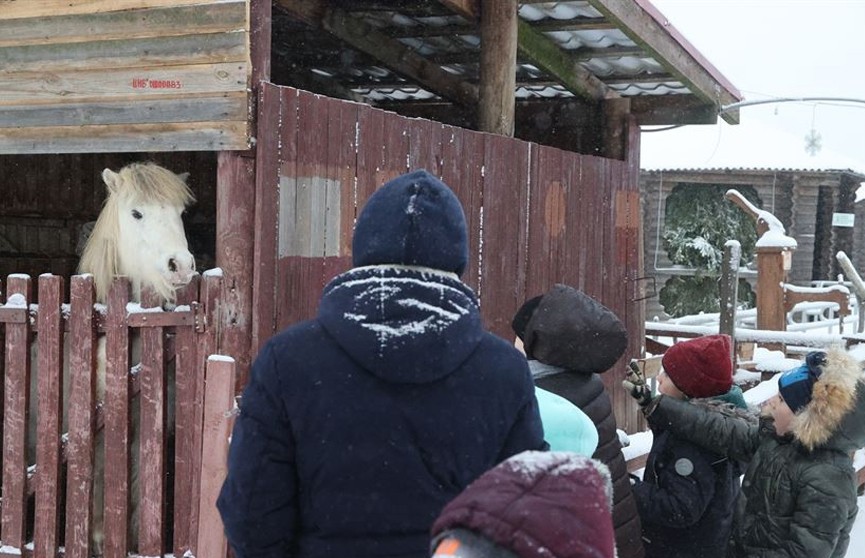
0;273;234;558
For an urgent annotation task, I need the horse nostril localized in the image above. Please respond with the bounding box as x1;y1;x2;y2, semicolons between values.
168;258;177;272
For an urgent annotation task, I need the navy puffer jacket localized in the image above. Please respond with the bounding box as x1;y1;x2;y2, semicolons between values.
217;265;546;558
632;392;747;558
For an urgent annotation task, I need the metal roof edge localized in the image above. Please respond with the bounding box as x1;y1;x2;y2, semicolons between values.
640;167;865;179
634;0;742;103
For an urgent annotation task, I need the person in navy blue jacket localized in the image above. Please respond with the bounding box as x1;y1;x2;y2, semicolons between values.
217;169;547;558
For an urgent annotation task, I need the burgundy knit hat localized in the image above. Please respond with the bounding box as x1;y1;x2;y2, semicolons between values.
431;451;615;558
661;334;733;399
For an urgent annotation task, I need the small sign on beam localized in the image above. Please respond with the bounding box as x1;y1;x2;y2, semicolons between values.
832;213;855;228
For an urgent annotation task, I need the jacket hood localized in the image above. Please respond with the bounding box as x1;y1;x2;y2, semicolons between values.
431;451;616;558
352;169;469;276
792;348;865;452
318;265;483;384
521;284;627;374
711;384;749;410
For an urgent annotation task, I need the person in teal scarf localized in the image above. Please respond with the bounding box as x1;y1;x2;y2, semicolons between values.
535;387;598;457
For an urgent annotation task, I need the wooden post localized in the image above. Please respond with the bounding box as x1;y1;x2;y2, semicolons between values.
603;98;631;160
139;288;167;555
756;246;791;351
188;272;223;552
837;251;865;333
215;0;271;392
479;0;517;136
34;274;64;558
172;276;201;555
2;275;32;552
216;154;255;393
103;279;131;557
719;240;741;349
65;275;97;558
196;356;237;558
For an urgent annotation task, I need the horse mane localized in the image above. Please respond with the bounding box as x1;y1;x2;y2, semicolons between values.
78;162;195;303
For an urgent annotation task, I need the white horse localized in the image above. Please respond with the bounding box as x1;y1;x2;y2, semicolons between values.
30;162;196;556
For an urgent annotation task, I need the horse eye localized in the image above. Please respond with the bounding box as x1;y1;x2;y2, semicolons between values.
131;210;143;220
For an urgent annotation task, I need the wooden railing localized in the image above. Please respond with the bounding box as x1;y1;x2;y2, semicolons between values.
0;273;236;558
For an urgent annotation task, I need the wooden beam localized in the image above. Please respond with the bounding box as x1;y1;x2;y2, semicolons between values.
216;152;256;391
386;17;615;38
436;0;478;21
278;0;479;107
629;94;718;125
603;97;630;160
479;0;517;135
516;19;614;102
275;0;325;26
588;0;741;123
379;94;717;129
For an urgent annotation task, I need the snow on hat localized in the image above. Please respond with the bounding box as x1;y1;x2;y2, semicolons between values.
352;169;468;276
431;451;616;558
661;334;733;399
778;351;826;413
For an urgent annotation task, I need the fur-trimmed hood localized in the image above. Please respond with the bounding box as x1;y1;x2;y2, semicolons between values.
792;349;865;452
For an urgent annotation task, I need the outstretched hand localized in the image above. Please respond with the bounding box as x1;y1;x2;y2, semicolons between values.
622;360;653;408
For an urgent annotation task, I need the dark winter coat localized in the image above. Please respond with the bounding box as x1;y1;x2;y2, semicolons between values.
646;349;865;558
632;391;747;558
522;285;644;558
431;451;617;558
217;265;546;558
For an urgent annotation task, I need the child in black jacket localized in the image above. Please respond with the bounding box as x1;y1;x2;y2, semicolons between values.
625;334;747;558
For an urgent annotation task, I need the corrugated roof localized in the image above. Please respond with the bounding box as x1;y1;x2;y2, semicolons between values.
642;167;865;179
272;0;742;126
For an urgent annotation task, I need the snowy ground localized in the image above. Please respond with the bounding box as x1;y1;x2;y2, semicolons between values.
622;344;865;556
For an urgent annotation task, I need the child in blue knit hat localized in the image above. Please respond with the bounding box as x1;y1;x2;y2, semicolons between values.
631;349;865;558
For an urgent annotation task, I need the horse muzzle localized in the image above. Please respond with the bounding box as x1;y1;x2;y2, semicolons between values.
166;253;196;286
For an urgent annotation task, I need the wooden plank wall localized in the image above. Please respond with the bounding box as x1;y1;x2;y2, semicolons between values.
255;84;645;431
0;0;251;154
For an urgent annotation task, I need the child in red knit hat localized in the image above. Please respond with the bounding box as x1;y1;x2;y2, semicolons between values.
623;334;748;558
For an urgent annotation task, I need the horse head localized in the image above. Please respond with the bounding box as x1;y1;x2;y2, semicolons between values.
79;162;197;303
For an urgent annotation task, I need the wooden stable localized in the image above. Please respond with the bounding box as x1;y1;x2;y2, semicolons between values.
0;0;745;555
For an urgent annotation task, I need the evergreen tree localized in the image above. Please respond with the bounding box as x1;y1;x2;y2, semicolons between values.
659;184;758;317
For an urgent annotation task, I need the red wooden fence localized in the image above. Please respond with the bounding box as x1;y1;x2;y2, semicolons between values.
252;83;645;431
0;273;235;558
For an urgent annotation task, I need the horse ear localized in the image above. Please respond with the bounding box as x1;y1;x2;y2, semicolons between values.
177;172;190;183
102;168;120;193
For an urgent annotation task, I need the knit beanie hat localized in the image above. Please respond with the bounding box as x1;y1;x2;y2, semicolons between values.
661;334;733;399
431;451;616;558
352;169;468;276
778;351;826;413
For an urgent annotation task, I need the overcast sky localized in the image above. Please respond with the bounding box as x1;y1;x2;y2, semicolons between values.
640;0;865;172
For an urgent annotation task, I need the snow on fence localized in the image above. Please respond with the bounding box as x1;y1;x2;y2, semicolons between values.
0;273;234;558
